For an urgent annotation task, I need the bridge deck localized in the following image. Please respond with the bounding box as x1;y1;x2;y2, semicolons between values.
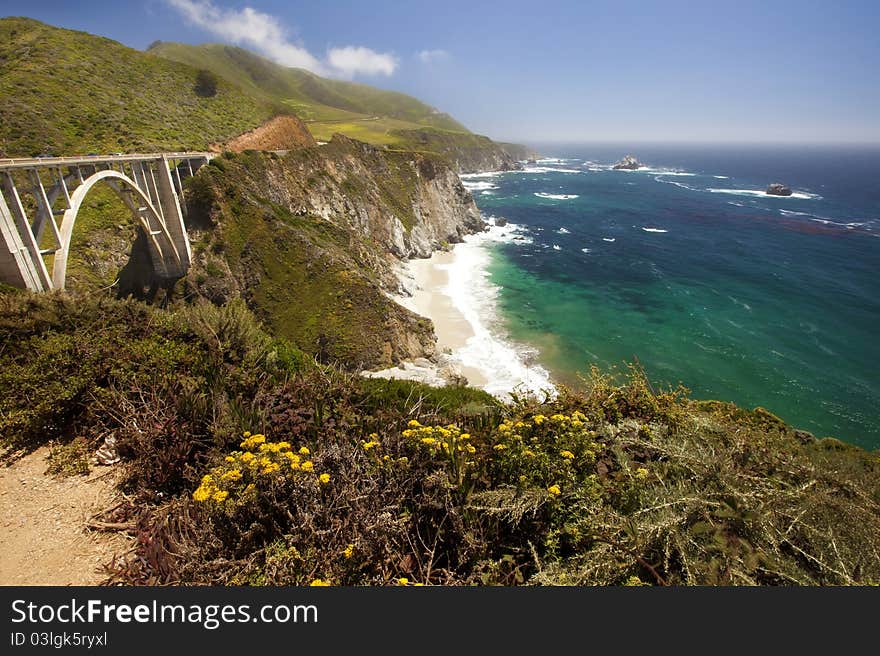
0;152;215;170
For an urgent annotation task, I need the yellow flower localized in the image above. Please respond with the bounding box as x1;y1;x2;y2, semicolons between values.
283;452;301;464
301;460;314;472
212;490;229;502
533;414;546;425
201;474;213;485
420;437;437;446
221;469;242;482
560;450;575;460
299;446;310;456
309;579;331;587
493;443;507;451
407;419;421;428
192;486;212;502
547;484;561;497
343;544;355;559
244;483;255;493
362;440;380;451
572;411;586;422
459;433;471;440
224;456;236;463
277;441;291;451
397;578;409;586
261;462;280;475
635;467;649;480
466;445;476;454
243;431;252;438
523;449;536;458
241;452;255;463
318;473;331;485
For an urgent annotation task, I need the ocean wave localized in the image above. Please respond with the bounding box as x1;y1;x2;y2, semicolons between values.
644;169;696;177
462;180;498;192
522;166;583;174
714;175;729;179
552;244;562;251
556;227;570;234
534;192;579;200
443;231;556;398
642;227;668;233
653;176;697;191
779;209;868;229
708;188;821;200
602;237;616;242
481;190;495;196
580;247;591;253
459;171;506;179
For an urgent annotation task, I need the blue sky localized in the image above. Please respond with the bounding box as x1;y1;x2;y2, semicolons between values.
3;0;879;143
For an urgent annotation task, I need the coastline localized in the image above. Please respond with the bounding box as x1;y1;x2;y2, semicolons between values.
368;217;555;399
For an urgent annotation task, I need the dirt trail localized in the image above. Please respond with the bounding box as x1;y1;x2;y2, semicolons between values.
0;447;129;585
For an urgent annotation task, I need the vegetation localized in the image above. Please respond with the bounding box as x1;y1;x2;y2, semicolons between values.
148;42;467;131
1;292;877;586
0;17;279;156
178;145;451;367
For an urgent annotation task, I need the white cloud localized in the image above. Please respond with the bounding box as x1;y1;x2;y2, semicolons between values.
417;49;449;64
166;0;397;77
327;46;398;77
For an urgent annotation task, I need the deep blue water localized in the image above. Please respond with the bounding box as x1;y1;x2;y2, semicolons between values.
464;144;880;449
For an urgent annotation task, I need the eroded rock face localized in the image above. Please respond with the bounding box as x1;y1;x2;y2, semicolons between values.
612;155;642;170
766;183;793;196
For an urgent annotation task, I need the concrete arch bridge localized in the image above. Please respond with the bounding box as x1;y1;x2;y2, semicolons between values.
0;152;213;291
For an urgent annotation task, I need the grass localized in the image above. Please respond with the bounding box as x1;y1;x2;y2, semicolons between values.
0;18;278;157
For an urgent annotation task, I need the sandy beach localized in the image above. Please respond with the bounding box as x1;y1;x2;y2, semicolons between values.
369;221;555;398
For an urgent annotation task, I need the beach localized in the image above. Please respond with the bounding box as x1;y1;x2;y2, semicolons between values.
368;219;556;399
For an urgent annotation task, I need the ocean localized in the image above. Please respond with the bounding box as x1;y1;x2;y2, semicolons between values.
456;144;880;450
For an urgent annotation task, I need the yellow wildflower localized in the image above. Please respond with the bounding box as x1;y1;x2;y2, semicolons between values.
309;579;331;587
301;460;314;472
201;474;213;485
362;440;380;451
397;578;409;586
299;446;310;456
635;467;649;480
407;419;421;428
224;456;236;463
221;469;242;482
244;483;255;493
533;414;546;425
192;486;212;502
241;452;255;463
277;441;291;451
560;450;575;460
459;433;471;440
343;544;355;559
493;443;507;451
243;431;251;438
466;445;476;454
524;449;536;458
212;490;229;502
261;462;280;475
420;437;437;446
318;473;331;485
547;484;561;497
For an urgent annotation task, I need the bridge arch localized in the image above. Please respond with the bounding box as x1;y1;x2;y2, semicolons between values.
53;169;183;290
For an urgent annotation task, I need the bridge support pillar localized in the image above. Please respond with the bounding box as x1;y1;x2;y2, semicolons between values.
156;156;191;276
0;189;45;292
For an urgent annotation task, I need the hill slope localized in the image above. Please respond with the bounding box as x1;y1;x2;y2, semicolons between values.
148;42;468;132
0;18;279;157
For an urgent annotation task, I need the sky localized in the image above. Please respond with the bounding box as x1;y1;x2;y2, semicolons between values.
2;0;879;144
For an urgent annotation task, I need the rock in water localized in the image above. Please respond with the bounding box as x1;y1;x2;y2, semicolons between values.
612;155;642;170
766;183;793;196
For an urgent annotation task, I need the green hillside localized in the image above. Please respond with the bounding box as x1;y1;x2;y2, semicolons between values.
0;18;280;157
148;41;469;141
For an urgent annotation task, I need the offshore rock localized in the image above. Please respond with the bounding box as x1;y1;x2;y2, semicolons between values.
766;183;793;196
612;155;642;170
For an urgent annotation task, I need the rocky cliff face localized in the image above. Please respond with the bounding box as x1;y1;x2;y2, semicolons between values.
391;128;523;174
180;137;485;369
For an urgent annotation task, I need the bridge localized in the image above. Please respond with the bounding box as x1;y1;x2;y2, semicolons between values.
0;152;214;292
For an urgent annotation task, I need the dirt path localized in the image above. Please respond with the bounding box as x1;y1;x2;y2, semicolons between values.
0;447;130;585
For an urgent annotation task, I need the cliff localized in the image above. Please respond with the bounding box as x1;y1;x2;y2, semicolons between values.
178;136;484;368
391;129;523;173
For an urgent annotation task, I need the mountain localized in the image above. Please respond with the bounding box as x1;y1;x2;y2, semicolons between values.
148;41;521;172
147;42;467;132
0;17;281;157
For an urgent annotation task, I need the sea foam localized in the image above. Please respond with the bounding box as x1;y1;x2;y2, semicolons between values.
442;223;555;398
708;188;821;200
534;192;579;200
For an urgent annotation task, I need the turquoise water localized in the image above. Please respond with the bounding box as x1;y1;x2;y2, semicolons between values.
464;145;880;449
